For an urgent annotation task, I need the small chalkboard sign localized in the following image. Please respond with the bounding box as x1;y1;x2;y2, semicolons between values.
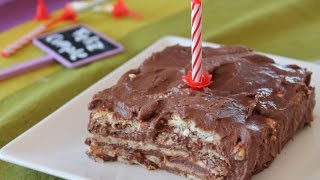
33;25;123;68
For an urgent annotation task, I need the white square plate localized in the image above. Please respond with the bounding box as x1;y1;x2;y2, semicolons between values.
1;36;319;180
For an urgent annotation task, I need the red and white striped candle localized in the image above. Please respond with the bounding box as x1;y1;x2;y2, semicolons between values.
191;0;203;82
182;0;212;89
1;25;46;58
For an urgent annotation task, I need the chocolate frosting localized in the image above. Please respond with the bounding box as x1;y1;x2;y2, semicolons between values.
89;45;315;179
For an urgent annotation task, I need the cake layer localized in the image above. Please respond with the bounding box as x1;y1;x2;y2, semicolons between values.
85;136;228;180
86;132;226;164
89;110;221;146
87;120;226;166
87;45;315;180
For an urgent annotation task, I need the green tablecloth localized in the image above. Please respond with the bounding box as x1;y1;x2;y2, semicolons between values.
1;0;319;179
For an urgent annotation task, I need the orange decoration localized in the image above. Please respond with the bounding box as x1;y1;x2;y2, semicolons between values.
34;0;51;21
112;0;142;18
182;71;213;90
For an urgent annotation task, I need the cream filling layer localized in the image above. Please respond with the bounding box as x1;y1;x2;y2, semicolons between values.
89;143;226;178
89;135;227;171
91;111;221;145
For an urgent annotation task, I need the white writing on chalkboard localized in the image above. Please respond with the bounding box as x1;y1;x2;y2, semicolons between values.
72;27;105;52
45;34;88;61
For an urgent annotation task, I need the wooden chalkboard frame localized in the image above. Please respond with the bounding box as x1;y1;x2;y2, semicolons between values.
33;24;124;68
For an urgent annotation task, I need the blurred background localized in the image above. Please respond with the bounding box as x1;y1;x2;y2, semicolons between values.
0;0;319;178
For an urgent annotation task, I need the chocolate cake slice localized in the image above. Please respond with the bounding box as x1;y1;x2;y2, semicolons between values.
86;45;315;180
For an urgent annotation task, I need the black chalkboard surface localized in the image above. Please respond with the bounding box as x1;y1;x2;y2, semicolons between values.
33;25;123;68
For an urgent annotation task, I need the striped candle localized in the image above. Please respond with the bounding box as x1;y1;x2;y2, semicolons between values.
182;0;212;89
1;25;46;58
191;0;203;82
1;4;77;58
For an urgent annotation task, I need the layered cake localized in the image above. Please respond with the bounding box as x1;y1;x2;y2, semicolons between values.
86;45;315;180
